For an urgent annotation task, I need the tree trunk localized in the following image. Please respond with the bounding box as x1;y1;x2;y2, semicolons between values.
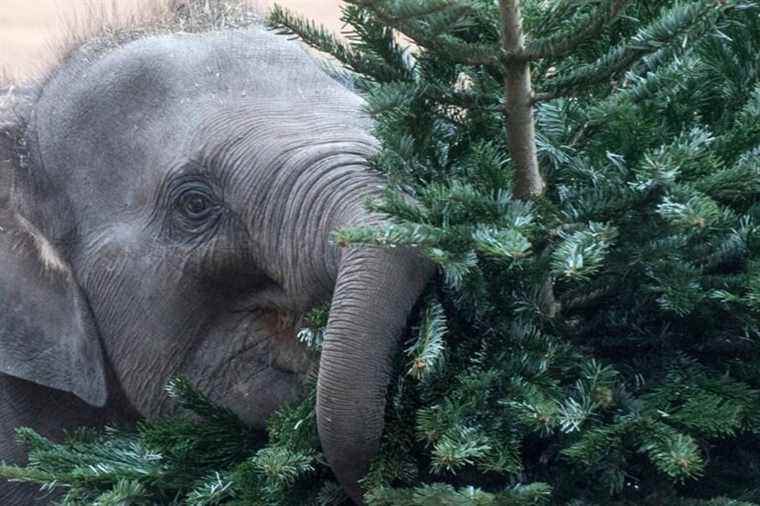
500;0;544;199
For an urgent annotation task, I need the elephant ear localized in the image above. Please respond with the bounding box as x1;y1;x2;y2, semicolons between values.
0;87;108;407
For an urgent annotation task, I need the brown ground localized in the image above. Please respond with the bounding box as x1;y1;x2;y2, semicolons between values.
0;0;345;81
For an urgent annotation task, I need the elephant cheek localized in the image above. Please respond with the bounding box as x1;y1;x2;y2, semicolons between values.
187;312;316;428
224;367;305;428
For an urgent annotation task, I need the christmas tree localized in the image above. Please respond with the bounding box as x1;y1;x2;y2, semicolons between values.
3;0;760;504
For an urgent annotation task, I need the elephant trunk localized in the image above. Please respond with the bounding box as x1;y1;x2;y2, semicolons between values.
317;245;431;504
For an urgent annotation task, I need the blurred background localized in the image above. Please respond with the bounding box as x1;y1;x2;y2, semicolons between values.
0;0;345;80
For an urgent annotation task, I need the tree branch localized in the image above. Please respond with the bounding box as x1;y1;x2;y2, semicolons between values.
532;45;648;103
525;0;630;61
532;0;719;104
345;0;501;66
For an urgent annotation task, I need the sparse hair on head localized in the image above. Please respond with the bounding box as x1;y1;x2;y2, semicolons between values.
5;0;264;85
0;68;12;89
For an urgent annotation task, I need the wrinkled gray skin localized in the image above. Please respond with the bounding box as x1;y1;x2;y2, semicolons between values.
0;27;431;505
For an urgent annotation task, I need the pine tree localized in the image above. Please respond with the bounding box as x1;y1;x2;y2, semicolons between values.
270;0;760;503
4;1;760;504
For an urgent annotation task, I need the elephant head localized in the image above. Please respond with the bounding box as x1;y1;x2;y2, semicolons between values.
0;27;431;503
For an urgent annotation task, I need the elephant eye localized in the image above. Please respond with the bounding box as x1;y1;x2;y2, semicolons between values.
161;173;223;237
178;190;214;220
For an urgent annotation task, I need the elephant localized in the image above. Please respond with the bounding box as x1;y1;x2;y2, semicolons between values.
0;20;431;505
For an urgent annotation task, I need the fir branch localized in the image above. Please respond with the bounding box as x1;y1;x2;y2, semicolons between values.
268;4;409;83
249;447;315;487
346;0;502;66
268;5;354;64
368;481;553;506
525;0;631;61
332;222;446;249
186;472;235;506
341;5;416;82
657;193;723;230
550;222;617;281
534;1;729;102
639;423;705;482
347;0;462;22
89;479;149;506
406;299;448;380
430;426;492;473
472;225;531;261
427;248;478;289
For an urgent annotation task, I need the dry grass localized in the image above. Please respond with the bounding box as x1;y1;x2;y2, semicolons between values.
54;0;263;68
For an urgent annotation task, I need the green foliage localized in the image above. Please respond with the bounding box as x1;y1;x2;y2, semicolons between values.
0;380;322;505
365;482;552;506
270;0;760;503
406;299;448;380
297;304;331;349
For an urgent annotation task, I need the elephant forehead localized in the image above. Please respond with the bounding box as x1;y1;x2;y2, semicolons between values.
33;28;361;171
42;27;346;110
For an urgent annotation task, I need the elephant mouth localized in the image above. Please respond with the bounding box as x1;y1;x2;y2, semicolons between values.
188;308;316;428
